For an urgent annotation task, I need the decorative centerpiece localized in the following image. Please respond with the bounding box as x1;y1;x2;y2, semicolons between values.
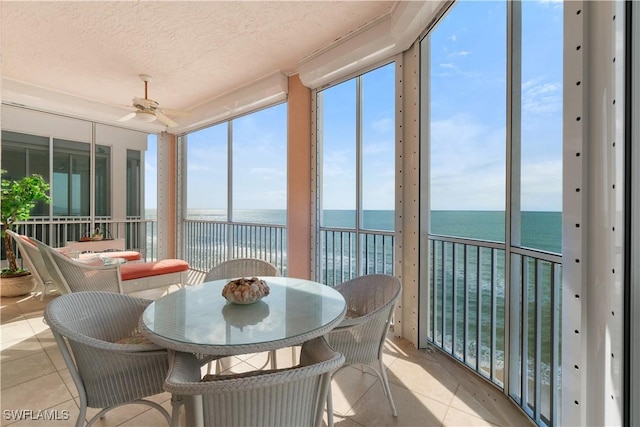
222;276;270;304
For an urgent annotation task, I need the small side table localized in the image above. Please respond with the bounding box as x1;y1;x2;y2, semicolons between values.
101;257;127;266
64;238;125;253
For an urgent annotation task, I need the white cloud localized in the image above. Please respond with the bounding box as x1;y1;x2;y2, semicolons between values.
249;167;284;181
322;150;354;178
371;117;393;133
144;160;156;173
363;141;392;155
521;78;562;115
430;114;506;210
520;160;562;211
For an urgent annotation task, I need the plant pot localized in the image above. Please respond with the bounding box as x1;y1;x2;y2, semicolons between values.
0;274;35;297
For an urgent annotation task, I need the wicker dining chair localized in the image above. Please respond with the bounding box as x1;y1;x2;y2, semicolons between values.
204;257;280;372
44;291;171;427
32;238;123;294
164;336;344;427
204;257;279;282
324;274;402;427
6;230;67;300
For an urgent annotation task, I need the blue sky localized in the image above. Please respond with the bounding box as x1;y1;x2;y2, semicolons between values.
146;0;563;213
430;0;563;211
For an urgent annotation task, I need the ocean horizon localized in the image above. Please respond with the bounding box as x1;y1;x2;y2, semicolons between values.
146;208;562;254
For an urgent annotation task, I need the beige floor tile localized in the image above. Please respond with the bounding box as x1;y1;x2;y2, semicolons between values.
386;352;460;406
0;303;24;324
33;329;58;350
1;350;57;389
1;319;35;345
56;368;79;399
241;351;272;369
82;400;161;427
330;366;379;417
1;372;73;414
449;383;508;424
145;391;173;406
347;381;450;427
16;296;51;319
5;398;79;427
116;399;172;427
443;406;500;427
24;316;50;335
217;360;263;375
0;336;44;363
44;345;67;371
323;414;366;427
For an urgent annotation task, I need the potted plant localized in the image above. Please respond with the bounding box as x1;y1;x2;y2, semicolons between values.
1;171;50;297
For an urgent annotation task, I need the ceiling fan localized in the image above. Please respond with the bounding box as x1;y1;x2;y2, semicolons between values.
118;74;185;127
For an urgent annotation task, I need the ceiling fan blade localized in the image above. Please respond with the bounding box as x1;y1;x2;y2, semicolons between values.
160;108;188;117
155;112;179;127
118;112;136;122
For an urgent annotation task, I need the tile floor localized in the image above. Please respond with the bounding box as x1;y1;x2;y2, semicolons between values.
1;278;533;427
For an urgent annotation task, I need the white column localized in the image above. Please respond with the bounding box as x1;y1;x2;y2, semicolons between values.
562;1;625;425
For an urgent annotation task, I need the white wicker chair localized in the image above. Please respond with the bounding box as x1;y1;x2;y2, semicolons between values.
204;257;280;372
204;257;279;282
33;238;123;294
164;336;344;427
44;291;171;427
325;274;402;427
6;230;67;300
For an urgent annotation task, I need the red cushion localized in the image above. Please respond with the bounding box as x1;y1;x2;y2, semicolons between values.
120;259;189;281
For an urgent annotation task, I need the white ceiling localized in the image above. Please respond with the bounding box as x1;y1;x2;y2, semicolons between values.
1;1;396;133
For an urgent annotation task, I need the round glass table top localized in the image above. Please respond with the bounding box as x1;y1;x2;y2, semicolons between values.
140;276;346;355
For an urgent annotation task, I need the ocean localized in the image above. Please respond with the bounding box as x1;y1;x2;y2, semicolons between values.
153;209;562;254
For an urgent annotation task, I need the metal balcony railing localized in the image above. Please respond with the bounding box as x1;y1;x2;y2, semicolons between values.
182;220;287;276
428;234;561;427
12;217;157;260
318;227;395;287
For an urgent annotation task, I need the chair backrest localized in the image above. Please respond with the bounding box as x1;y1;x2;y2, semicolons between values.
204;258;279;282
6;230;52;290
32;238;123;294
44;291;168;409
327;274;402;365
164;336;344;427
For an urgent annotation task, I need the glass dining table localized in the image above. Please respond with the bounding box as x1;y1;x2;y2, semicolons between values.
139;276;346;356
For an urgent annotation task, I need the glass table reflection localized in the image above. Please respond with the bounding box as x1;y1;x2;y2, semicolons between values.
140;276;346;356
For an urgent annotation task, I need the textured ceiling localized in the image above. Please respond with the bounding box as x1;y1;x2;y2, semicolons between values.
1;1;394;129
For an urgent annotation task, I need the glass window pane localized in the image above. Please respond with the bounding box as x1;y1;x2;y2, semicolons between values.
95;145;111;217
429;1;507;241
232;103;287;225
53;139;90;216
319;79;356;229
519;1;563;254
127;149;141;217
1;131;50;216
146;134;158;219
362;64;395;231
186;123;229;222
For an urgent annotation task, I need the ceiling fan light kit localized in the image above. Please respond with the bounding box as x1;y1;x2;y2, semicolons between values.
135;110;156;122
